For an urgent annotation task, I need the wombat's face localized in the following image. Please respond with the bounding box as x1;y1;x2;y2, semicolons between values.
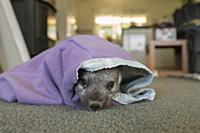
74;68;122;111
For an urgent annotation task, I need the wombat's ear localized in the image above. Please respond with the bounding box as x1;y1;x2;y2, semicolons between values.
78;69;87;78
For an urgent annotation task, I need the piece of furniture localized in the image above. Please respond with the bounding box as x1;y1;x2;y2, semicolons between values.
11;0;56;57
147;40;188;77
122;27;154;65
0;0;30;71
177;25;200;73
173;3;200;73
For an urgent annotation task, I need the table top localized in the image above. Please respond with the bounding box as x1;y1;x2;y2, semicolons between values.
150;39;187;47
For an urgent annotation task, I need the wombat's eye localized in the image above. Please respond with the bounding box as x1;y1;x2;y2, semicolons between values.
80;79;88;88
106;81;114;90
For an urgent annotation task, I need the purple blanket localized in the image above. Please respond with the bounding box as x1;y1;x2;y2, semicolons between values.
0;35;155;108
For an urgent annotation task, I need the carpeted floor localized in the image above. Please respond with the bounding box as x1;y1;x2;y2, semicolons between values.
0;77;200;133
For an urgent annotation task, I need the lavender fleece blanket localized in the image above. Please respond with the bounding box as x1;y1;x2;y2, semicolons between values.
0;35;155;108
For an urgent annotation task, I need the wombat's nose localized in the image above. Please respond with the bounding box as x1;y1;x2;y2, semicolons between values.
89;102;101;111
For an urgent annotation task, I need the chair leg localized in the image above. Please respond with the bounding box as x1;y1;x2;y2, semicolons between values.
148;42;156;71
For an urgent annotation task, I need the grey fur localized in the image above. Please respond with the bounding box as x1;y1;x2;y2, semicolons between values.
74;68;122;111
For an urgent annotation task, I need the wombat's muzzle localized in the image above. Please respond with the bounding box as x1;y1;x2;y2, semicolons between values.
88;96;109;111
89;102;101;111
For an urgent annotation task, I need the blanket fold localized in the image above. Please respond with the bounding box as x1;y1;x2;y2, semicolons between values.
0;35;156;108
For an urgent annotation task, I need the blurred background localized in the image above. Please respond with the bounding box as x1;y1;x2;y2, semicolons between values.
0;0;200;76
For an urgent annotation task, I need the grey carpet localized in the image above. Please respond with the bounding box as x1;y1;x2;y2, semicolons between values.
0;78;200;133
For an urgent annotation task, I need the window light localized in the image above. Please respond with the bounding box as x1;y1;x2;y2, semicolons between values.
95;16;147;26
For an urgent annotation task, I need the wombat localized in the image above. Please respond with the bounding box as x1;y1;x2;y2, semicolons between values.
74;68;122;111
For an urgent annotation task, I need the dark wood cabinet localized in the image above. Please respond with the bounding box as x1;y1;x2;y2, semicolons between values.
11;0;56;57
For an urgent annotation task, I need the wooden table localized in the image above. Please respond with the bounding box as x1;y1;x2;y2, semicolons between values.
147;40;188;77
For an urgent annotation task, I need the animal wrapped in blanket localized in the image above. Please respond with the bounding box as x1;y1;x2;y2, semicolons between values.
0;35;156;110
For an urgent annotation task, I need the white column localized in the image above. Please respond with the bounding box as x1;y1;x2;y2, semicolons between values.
55;0;68;41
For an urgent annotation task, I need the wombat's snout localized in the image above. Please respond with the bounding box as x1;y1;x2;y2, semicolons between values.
89;102;101;111
87;93;108;111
